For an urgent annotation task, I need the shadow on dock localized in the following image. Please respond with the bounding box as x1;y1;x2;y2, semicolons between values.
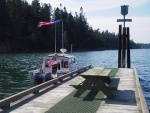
105;90;136;106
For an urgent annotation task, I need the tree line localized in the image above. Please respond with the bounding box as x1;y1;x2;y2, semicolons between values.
139;43;150;49
0;0;139;53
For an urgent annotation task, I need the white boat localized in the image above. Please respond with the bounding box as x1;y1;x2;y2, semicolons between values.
29;49;78;85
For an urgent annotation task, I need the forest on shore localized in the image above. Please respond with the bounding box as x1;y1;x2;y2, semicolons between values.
0;0;140;53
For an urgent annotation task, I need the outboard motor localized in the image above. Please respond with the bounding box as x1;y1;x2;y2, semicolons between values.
34;72;43;85
44;72;52;81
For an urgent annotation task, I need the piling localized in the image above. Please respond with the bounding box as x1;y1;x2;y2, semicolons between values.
118;25;122;68
127;27;131;68
122;27;126;68
118;25;131;68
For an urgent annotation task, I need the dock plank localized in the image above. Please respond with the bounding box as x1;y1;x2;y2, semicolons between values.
80;68;96;75
99;69;112;76
96;68;148;113
89;68;104;75
2;78;76;113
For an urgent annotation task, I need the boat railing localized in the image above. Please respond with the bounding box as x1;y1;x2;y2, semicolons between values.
0;65;91;110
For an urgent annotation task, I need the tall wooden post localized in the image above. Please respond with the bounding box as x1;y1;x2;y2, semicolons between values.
127;27;131;68
118;25;122;68
117;5;132;68
122;27;126;68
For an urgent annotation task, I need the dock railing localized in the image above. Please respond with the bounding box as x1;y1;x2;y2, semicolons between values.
0;65;91;110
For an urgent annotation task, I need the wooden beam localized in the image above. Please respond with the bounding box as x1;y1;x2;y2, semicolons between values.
127;27;131;68
118;25;122;68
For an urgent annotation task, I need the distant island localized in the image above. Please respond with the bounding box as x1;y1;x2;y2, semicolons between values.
139;43;150;49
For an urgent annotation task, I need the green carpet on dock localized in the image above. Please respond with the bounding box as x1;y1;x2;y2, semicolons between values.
45;68;119;113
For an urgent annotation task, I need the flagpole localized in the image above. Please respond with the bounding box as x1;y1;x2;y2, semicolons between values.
54;8;56;53
62;21;63;49
55;24;56;53
38;20;61;53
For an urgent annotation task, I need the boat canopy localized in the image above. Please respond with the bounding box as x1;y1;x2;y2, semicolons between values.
47;53;75;59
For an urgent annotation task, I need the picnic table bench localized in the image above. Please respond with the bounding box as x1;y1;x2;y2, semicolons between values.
70;68;120;99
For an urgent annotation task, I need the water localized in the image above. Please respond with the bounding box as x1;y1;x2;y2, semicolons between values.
0;49;150;110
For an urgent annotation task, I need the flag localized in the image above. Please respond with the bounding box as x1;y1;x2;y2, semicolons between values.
38;20;61;27
51;57;57;65
53;20;61;24
47;57;57;66
38;22;54;27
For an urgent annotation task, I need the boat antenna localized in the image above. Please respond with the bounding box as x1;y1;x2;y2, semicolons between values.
59;3;67;55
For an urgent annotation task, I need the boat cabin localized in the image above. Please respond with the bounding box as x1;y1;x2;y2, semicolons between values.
41;53;78;77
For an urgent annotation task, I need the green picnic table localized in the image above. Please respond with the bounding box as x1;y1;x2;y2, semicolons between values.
70;68;120;99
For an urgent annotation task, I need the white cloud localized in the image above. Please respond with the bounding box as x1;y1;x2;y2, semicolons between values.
28;0;149;11
87;16;150;43
129;17;150;43
27;0;149;15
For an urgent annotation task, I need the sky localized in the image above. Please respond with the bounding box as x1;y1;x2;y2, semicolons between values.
27;0;150;43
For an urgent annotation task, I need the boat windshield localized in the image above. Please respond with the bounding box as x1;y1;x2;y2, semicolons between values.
61;59;68;68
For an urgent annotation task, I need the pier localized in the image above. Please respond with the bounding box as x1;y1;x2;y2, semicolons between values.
0;66;148;113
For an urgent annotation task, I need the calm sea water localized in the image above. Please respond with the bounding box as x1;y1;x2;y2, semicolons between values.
0;49;150;110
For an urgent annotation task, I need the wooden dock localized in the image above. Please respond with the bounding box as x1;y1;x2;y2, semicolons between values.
0;67;149;113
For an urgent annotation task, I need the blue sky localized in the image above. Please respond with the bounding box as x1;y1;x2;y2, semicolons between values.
27;0;150;43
